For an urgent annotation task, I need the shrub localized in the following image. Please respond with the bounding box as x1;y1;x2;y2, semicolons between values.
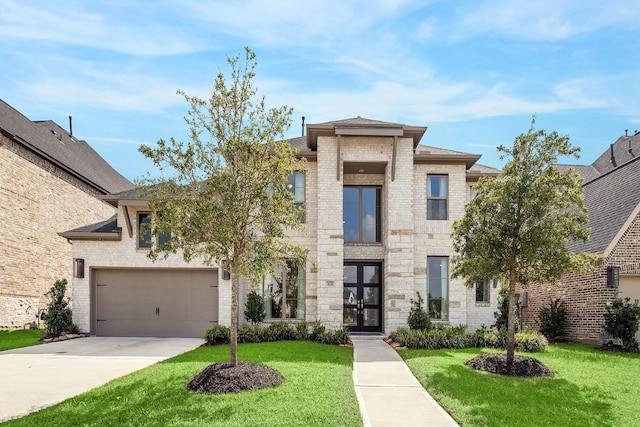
389;325;547;352
244;290;266;325
603;297;640;351
205;325;230;345
407;292;431;331
238;325;265;343
492;287;519;333
311;319;326;339
295;321;309;339
265;321;299;341
537;298;568;342
42;279;78;338
314;327;350;345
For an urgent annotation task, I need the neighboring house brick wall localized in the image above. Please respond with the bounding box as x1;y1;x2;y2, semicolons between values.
0;136;115;328
523;212;640;343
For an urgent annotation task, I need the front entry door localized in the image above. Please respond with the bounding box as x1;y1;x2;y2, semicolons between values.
343;262;383;332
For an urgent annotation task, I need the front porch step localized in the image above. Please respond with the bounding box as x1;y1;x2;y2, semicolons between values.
349;333;387;341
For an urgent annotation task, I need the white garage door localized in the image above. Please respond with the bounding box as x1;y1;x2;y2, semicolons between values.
619;275;640;342
95;269;218;338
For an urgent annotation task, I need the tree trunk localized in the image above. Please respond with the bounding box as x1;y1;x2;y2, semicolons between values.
506;270;517;370
230;262;239;367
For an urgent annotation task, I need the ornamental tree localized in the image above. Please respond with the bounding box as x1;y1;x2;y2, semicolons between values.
451;118;596;367
137;48;307;366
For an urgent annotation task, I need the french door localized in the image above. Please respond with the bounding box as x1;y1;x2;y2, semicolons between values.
343;262;383;332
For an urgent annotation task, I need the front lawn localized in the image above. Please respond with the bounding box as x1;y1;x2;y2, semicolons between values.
0;329;42;351
3;341;362;427
400;344;640;427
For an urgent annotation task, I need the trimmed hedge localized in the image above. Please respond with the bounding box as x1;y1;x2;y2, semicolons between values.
389;325;547;352
205;320;351;346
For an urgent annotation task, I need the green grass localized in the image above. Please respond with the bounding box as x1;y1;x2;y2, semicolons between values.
3;341;362;427
400;344;640;427
0;329;42;351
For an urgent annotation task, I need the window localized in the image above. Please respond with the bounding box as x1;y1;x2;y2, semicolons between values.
138;213;171;249
475;279;489;303
469;185;475;199
427;175;448;220
427;257;448;319
287;172;305;222
343;187;381;243
264;261;306;319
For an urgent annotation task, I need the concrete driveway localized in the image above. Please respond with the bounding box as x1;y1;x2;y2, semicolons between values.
0;337;203;422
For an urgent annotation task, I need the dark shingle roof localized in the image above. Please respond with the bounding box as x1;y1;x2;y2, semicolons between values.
0;99;133;194
569;155;640;254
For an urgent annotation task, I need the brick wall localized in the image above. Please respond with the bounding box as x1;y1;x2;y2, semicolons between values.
0;137;116;328
522;211;640;344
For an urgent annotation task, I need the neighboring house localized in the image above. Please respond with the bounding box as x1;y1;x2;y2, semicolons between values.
60;117;500;337
0;99;133;329
522;131;640;344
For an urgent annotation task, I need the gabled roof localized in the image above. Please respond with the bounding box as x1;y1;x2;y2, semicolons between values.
568;155;640;255
0;99;134;194
305;116;427;150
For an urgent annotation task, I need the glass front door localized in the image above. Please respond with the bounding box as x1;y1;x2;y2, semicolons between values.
343;262;383;332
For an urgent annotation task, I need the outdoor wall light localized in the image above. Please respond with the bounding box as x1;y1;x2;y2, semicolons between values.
607;266;620;288
73;258;85;278
222;260;231;280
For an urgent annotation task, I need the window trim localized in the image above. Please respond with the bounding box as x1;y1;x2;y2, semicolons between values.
427;175;448;220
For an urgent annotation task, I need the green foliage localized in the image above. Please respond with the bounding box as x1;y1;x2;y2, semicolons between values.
492;287;519;333
451;117;596;361
311;319;326;339
205;325;230;345
136;48;308;365
243;289;266;325
389;325;547;352
314;327;350;345
537;298;568;342
603;297;640;351
42;279;78;338
407;292;431;331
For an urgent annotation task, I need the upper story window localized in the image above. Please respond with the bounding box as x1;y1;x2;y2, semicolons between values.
343;187;381;243
427;257;448;320
475;279;490;303
138;213;171;249
287;172;305;223
427;175;448;220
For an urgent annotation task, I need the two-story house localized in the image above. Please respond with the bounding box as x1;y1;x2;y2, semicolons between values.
60;117;499;337
0;99;133;329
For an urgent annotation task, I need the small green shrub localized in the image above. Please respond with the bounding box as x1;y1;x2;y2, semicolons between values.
295;321;309;339
314;327;350;345
515;327;548;352
311;319;326;339
265;321;298;341
238;325;265;343
42;279;78;338
408;292;431;331
205;325;230;345
244;290;266;325
537;298;568;342
603;297;640;351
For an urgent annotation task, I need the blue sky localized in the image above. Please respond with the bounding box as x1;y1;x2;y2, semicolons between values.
2;1;639;181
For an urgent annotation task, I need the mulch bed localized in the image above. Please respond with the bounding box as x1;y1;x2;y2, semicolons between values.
185;361;284;394
465;353;554;377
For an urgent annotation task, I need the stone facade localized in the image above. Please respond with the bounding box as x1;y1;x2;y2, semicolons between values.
66;118;500;336
0;135;116;328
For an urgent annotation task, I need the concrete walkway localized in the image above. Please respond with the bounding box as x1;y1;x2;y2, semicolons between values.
0;337;203;422
352;336;459;427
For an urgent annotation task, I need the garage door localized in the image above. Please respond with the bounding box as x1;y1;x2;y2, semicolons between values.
95;269;218;338
619;275;640;342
